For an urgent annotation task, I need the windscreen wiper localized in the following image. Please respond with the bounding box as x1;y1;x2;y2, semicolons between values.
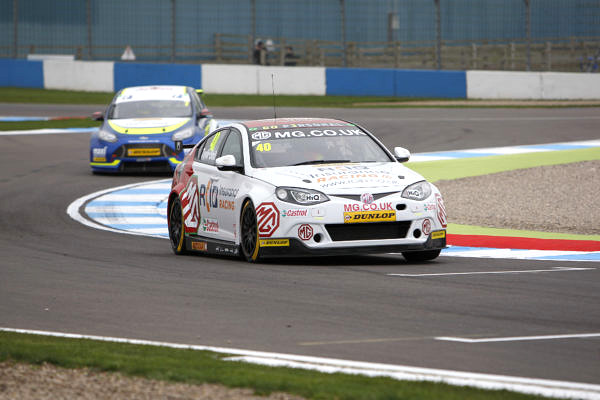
292;159;351;166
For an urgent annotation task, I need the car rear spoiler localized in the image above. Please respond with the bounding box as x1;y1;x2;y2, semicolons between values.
174;140;196;152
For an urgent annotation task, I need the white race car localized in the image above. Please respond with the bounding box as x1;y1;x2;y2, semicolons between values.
168;118;447;262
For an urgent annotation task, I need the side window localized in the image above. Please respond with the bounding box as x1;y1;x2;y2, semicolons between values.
198;129;228;166
219;129;243;166
190;89;206;110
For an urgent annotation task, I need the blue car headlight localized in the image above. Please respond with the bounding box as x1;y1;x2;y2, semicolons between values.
275;187;329;205
98;128;117;143
172;127;194;141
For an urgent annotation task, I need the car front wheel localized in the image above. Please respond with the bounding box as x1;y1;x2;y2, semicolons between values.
240;200;260;262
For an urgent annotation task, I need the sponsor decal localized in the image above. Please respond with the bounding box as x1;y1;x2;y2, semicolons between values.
250;128;366;140
298;224;314;241
422;219;432;235
360;192;374;204
191;241;207;251
248;122;354;131
311;208;325;218
343;211;396;223
436;193;447;228
92;157;106;162
199;178;238;212
282;209;308;217
431;230;446;240
93;146;107;158
180;176;200;233
259;239;290;247
344;202;393;212
201;218;219;233
127;148;161;156
256;202;280;237
423;202;436;212
215;245;238;255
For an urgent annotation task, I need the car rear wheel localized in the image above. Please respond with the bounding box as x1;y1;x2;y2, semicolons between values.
240;200;260;262
401;249;441;262
168;196;187;255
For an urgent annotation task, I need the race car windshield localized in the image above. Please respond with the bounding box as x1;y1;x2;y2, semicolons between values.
248;124;393;168
108;100;192;119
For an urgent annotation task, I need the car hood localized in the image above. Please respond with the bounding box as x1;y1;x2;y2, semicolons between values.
107;117;190;134
250;162;425;193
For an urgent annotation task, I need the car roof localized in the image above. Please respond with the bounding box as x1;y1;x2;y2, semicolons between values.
242;118;355;129
115;85;190;104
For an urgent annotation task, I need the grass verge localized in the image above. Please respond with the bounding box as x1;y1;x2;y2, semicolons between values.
406;147;600;182
0;118;101;131
447;223;600;241
0;330;547;400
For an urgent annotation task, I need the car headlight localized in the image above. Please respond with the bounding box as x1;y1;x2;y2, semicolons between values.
98;129;117;143
172;128;194;141
401;181;432;201
275;187;329;205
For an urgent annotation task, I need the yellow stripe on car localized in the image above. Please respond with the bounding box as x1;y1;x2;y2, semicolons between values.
108;119;189;135
90;159;121;166
169;157;182;164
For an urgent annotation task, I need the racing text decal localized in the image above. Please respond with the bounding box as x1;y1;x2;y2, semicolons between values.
436;193;447;228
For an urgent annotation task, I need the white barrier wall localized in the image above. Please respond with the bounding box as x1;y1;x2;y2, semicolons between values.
257;66;326;95
541;72;600;99
467;70;600;99
202;64;326;95
44;60;114;92
467;71;542;99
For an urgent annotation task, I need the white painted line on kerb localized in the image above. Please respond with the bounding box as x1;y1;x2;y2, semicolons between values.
388;266;595;277
2;327;600;400
436;333;600;343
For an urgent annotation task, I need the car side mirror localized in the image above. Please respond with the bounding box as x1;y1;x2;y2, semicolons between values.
92;111;104;121
216;154;243;172
394;147;411;163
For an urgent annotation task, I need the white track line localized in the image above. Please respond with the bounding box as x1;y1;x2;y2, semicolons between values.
436;333;600;343
1;327;599;400
388;266;595;277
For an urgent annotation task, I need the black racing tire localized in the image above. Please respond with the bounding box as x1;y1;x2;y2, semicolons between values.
240;200;260;262
401;249;441;262
168;196;188;255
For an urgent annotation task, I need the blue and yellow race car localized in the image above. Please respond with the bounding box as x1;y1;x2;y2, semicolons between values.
90;85;216;173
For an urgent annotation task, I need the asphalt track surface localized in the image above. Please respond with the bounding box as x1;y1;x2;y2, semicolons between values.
1;104;599;386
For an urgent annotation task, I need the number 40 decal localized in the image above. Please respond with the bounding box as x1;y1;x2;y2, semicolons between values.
256;142;272;152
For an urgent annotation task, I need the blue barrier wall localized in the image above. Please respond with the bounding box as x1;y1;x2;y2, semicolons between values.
326;68;466;98
113;63;202;91
0;59;44;88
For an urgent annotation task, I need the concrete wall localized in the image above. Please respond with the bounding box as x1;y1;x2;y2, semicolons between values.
1;58;599;100
43;60;114;92
467;70;600;99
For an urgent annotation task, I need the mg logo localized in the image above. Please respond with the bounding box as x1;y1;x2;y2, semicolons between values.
298;224;314;241
256;202;280;237
251;131;272;140
360;192;374;204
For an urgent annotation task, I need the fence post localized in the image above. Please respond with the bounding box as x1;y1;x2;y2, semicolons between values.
340;0;347;67
435;0;442;70
524;0;531;71
471;43;477;69
279;38;286;65
86;0;92;59
510;42;515;70
546;41;552;71
12;0;18;58
394;41;401;68
214;33;222;62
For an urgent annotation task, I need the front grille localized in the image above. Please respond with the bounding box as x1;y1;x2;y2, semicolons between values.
121;161;173;173
115;143;178;158
326;221;411;241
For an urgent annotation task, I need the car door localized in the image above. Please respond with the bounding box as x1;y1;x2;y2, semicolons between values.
192;129;229;239
208;128;246;243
